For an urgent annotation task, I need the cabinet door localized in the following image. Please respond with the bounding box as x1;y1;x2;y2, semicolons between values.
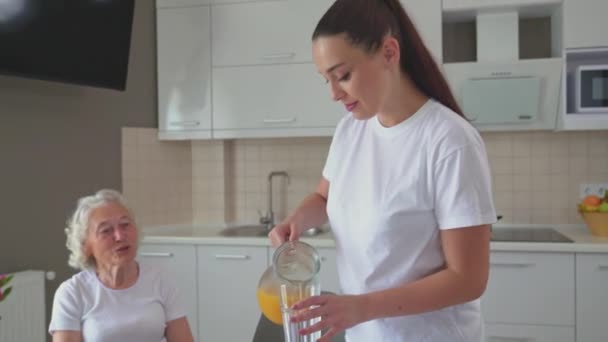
211;0;332;67
485;323;574;342
157;5;212;139
576;253;608;342
481;252;575;326
318;248;341;295
212;63;344;138
138;244;198;341
157;0;210;8
197;245;268;342
564;0;608;49
401;0;442;63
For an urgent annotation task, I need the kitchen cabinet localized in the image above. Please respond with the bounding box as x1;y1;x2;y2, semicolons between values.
563;0;608;49
156;3;212;140
401;0;442;64
157;0;209;8
485;323;574;342
482;252;575;326
197;245;268;342
576;253;608;342
318;247;341;295
212;64;344;138
138;244;199;341
211;0;331;67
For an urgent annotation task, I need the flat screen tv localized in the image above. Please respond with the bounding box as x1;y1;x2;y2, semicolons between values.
0;0;135;91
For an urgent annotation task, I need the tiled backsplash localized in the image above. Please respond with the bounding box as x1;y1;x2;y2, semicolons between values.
122;127;608;227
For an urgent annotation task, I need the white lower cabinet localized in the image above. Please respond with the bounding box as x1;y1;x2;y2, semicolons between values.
485;323;575;342
138;244;199;341
482;252;575;326
197;245;268;342
318;247;341;295
576;253;608;342
481;252;575;342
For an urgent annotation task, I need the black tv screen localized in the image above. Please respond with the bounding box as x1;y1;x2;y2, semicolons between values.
0;0;135;91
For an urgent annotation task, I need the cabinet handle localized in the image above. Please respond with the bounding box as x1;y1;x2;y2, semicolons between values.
262;53;295;60
598;265;608;270
263;118;296;124
488;337;534;342
140;252;174;258
491;263;535;268
170;121;200;127
320;257;327;262
214;254;250;260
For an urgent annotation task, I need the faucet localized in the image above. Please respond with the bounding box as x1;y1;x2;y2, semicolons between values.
259;171;290;231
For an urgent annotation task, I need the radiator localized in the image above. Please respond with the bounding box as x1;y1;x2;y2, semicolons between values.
0;270;46;342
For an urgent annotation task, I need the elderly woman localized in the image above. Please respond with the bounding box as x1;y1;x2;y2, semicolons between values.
49;189;193;342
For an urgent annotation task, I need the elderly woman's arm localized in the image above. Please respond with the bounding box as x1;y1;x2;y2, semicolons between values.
165;317;194;342
52;331;82;342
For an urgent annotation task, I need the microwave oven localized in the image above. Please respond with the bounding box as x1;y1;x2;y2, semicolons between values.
576;64;608;113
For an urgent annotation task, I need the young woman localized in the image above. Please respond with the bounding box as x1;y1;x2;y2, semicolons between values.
268;0;497;341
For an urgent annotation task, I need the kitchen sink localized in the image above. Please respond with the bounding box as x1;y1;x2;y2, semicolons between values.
219;224;269;237
218;225;326;237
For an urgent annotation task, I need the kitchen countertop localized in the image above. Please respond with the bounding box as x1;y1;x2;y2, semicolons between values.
141;223;608;253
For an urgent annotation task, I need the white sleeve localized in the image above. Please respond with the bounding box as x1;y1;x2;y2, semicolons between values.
322;117;347;182
48;281;82;334
433;142;497;229
160;271;188;322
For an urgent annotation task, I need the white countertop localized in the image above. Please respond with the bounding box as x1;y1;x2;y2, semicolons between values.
141;223;608;253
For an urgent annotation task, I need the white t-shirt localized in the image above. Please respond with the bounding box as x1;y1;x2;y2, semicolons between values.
323;99;497;342
48;261;187;342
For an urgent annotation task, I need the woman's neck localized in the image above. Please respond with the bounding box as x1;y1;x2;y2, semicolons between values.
377;73;428;128
96;261;139;289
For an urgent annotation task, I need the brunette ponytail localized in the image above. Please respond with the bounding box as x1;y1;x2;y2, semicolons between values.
313;0;464;117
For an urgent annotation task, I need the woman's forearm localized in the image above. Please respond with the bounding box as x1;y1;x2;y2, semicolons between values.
362;266;487;321
283;192;328;234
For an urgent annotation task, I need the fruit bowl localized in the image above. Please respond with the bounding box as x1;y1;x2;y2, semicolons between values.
579;211;608;237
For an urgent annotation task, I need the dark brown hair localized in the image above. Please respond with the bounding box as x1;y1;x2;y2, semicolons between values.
312;0;464;117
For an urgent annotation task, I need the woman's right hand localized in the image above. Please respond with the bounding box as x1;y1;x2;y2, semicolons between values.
268;221;300;247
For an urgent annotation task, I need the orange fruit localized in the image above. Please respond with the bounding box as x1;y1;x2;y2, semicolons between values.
583;195;602;207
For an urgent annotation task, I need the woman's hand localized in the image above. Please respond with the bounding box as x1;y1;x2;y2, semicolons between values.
290;293;369;342
268;221;300;247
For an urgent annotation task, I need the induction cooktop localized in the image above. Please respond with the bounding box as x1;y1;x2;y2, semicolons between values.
491;228;574;243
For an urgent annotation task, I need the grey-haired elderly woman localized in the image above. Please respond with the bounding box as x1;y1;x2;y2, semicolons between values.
49;189;194;342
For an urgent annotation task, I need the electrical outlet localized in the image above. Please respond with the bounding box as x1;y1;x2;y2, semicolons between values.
580;183;608;199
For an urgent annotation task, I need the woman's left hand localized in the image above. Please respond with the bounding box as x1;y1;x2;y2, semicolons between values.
291;293;368;342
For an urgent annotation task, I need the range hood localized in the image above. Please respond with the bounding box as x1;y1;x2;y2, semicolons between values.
442;10;562;131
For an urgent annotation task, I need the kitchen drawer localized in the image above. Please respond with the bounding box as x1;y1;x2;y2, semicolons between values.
482;252;575;326
485;323;574;342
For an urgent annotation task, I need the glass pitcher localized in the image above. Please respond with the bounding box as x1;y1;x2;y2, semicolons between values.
257;241;322;342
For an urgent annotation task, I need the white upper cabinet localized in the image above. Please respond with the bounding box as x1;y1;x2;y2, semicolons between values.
212;0;332;67
156;0;209;8
212;63;344;138
156;5;212;140
564;0;608;49
401;0;442;63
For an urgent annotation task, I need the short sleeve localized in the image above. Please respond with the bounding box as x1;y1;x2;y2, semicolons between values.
48;281;82;334
433;142;497;229
322;116;348;182
160;270;188;322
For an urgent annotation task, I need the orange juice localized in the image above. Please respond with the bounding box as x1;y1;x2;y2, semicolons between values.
257;288;283;325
